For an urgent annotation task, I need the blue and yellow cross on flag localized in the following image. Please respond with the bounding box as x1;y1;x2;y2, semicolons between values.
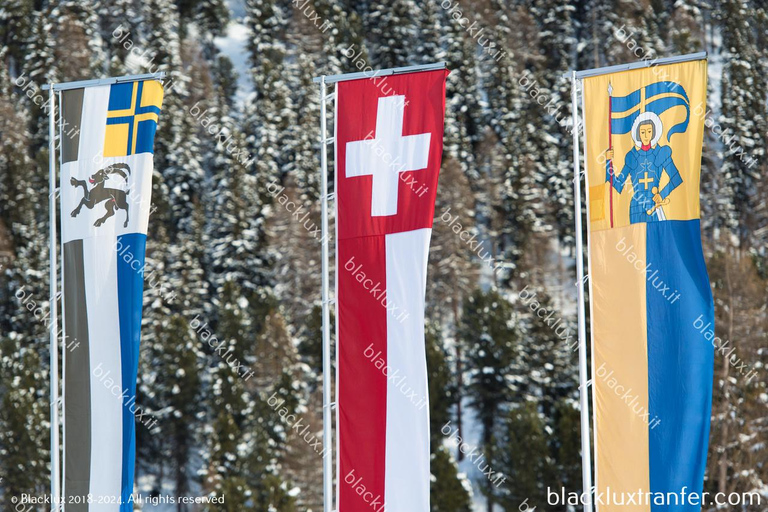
58;77;163;511
582;59;713;511
104;80;164;157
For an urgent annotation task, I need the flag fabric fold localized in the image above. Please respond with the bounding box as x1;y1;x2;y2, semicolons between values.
335;69;447;512
60;78;163;511
582;59;713;512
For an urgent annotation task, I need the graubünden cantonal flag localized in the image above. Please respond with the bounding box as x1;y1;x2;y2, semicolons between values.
59;78;163;511
335;69;448;511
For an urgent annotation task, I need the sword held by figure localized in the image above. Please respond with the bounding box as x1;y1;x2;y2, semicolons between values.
646;186;669;219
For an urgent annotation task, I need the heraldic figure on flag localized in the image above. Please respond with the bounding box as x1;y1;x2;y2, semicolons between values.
606;112;683;223
603;80;691;224
582;59;713;512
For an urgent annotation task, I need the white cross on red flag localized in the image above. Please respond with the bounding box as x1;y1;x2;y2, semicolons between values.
335;69;448;511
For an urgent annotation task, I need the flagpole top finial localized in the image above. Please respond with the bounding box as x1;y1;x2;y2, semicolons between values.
608;82;613;95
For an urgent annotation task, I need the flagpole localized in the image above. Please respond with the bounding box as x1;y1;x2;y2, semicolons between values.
607;82;614;228
571;71;594;512
41;71;167;92
48;83;61;510
563;51;707;79
319;75;334;512
313;61;446;84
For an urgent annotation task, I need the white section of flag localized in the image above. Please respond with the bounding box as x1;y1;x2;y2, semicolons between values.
83;236;124;508
384;228;431;512
60;85;154;244
345;95;431;217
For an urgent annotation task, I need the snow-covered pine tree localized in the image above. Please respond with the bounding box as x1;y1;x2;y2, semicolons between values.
704;249;768;504
459;288;518;512
440;5;483;187
0;0;34;71
22;7;58;156
0;51;50;500
364;0;420;69
718;0;766;247
430;446;473;512
531;0;577;249
493;402;554;510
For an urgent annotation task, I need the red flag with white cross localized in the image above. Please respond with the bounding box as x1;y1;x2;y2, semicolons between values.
335;69;448;511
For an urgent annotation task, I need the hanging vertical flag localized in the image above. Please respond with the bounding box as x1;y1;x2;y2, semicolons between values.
60;78;163;511
582;59;712;510
335;68;447;511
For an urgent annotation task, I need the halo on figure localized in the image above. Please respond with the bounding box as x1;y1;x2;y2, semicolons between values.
631;111;663;148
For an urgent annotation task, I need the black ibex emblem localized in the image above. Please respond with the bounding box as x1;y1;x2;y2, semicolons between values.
70;163;131;228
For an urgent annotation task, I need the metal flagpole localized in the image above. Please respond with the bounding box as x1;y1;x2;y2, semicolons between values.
571;71;594;512
57;89;66;512
48;83;61;510
607;82;614;228
564;51;707;80
312;61;447;84
41;71;166;92
319;75;334;512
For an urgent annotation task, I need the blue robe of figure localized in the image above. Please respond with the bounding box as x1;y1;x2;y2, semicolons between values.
606;145;683;223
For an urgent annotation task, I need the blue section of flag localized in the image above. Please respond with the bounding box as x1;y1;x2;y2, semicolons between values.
108;82;134;111
135;119;159;155
646;81;689;103
645;220;714;512
611;112;639;135
610;81;690;140
610;89;641;113
646;96;690;140
116;233;147;511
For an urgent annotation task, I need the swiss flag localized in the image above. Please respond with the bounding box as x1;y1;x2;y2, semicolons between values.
335;69;448;512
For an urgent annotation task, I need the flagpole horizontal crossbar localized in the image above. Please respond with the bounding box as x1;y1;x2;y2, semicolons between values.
313;62;446;84
564;52;707;80
42;72;167;91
